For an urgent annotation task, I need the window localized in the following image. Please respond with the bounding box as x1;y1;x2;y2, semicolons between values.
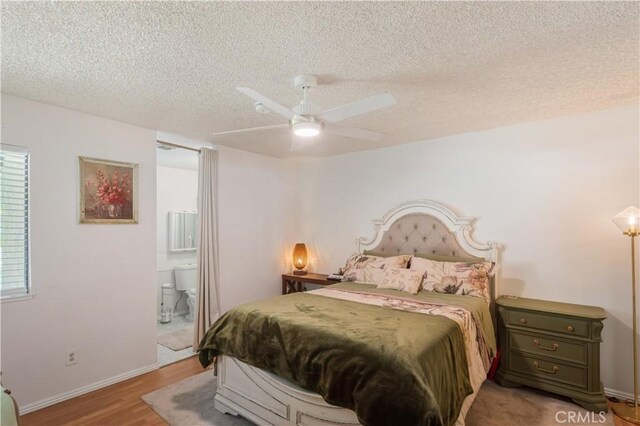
0;144;30;298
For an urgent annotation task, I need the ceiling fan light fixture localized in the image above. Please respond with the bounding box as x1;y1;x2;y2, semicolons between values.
292;119;322;137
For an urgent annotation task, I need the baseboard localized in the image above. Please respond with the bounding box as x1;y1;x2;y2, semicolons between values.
19;362;160;415
604;387;634;401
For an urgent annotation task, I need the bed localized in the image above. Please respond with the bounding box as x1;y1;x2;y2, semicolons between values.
198;200;502;426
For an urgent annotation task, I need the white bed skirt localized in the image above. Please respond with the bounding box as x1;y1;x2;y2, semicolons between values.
214;355;483;426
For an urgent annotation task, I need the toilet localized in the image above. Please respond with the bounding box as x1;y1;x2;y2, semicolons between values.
174;264;197;321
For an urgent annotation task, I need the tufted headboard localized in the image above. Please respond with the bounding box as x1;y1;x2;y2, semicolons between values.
364;213;473;259
356;200;502;317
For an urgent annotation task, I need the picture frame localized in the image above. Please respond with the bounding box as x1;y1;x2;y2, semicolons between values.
79;156;139;224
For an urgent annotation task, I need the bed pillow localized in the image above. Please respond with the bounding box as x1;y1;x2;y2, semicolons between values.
376;268;424;295
410;257;495;303
343;253;410;271
342;265;387;285
341;254;410;284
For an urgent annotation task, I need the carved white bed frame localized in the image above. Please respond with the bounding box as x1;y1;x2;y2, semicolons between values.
214;200;502;426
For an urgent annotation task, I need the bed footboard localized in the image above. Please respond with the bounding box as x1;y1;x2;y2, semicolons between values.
214;355;361;425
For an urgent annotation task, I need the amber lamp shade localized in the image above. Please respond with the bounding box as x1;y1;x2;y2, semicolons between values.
292;243;308;275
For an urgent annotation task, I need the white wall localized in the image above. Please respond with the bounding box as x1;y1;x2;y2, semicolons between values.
298;105;640;395
0;97;300;410
156;165;198;317
0;95;157;408
217;145;299;312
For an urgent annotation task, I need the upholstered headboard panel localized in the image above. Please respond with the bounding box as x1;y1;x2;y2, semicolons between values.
365;213;477;259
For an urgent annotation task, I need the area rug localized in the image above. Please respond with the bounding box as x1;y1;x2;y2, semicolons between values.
466;381;614;426
142;372;615;426
158;326;194;351
142;371;251;426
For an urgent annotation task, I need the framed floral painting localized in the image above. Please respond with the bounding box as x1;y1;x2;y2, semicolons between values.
79;157;138;224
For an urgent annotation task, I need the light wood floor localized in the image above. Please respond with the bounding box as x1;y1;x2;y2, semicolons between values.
20;356;204;426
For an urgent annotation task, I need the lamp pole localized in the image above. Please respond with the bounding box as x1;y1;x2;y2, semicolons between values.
612;226;640;424
629;230;638;417
612;207;640;423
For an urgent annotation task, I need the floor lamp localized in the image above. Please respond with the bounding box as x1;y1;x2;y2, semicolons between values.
612;206;640;424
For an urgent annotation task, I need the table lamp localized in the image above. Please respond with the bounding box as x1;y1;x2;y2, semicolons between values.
292;243;308;275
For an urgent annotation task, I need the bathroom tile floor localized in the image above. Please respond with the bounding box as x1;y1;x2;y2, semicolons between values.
157;313;192;334
157;314;195;367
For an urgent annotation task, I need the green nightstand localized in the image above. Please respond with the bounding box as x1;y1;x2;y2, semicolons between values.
495;296;607;412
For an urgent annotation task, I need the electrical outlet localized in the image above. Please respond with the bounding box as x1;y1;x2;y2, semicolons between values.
65;348;78;366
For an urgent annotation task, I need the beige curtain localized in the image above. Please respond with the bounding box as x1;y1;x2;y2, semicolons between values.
193;148;220;349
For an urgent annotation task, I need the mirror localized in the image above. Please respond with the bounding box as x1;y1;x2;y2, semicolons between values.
169;211;197;252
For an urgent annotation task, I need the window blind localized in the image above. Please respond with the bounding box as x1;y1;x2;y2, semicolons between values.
0;144;30;297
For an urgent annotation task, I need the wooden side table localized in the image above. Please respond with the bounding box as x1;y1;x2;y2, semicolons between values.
281;273;338;294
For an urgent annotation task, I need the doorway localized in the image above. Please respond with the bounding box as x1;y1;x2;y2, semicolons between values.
156;142;199;366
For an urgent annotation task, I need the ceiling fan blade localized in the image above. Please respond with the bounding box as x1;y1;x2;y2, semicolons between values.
212;124;288;137
317;93;396;123
324;122;385;141
237;87;297;120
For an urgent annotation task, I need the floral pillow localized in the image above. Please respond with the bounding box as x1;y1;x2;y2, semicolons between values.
341;254;410;285
410;257;495;303
343;253;410;271
342;265;387;285
376;268;424;295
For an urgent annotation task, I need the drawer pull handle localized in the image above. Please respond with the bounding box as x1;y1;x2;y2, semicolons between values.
533;339;559;351
533;361;559;374
520;318;527;324
567;325;575;332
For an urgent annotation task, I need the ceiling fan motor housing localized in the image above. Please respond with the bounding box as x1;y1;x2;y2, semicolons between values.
293;99;316;116
293;74;317;91
293;74;318;116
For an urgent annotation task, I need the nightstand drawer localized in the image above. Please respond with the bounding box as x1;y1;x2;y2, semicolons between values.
509;330;587;365
509;353;587;389
508;310;589;338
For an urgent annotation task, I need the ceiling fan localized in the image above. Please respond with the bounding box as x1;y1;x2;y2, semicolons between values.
212;75;397;150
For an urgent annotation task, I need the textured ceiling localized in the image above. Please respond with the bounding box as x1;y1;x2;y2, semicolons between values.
2;2;638;158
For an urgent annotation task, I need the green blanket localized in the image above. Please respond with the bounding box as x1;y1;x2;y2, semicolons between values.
198;284;495;426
